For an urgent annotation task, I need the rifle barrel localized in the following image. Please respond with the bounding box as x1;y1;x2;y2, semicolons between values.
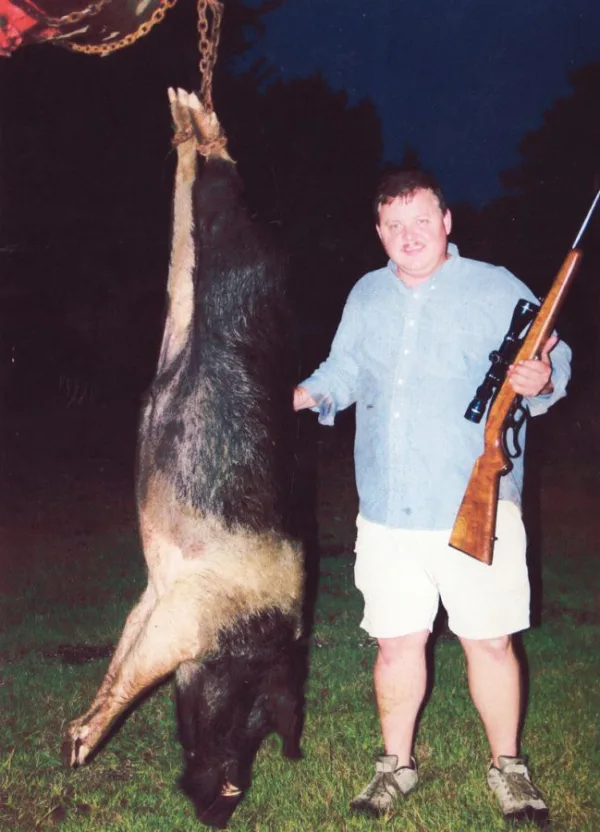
572;188;600;248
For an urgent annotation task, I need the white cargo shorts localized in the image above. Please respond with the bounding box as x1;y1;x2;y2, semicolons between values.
354;500;530;640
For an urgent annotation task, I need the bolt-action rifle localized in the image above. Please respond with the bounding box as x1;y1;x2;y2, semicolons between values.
449;190;600;565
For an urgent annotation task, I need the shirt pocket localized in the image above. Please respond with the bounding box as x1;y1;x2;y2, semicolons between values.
419;308;488;380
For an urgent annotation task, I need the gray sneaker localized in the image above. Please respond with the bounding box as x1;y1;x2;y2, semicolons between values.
350;754;418;817
487;755;549;828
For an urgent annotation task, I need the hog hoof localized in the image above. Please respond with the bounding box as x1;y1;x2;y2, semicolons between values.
62;721;92;767
282;740;303;760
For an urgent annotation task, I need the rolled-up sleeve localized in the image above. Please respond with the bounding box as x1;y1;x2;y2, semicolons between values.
299;291;362;425
525;336;572;417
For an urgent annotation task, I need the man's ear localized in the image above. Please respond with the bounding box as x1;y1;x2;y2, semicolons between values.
443;210;452;235
375;223;383;242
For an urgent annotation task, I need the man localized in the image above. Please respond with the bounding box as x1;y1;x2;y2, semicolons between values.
294;170;570;827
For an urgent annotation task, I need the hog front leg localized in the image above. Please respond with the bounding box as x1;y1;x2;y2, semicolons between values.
63;580;209;767
62;582;157;766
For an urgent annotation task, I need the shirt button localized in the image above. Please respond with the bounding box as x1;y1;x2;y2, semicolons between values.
408;319;415;326
397;379;404;385
403;349;410;355
413;293;420;300
394;412;400;418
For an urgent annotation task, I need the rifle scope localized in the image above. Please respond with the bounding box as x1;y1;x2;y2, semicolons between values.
464;298;539;423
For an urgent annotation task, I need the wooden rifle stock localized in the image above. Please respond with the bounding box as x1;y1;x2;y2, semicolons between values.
449;248;583;564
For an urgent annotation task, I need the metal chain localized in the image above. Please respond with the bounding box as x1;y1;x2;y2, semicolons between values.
197;0;223;112
38;0;221;78
64;0;178;56
41;0;116;27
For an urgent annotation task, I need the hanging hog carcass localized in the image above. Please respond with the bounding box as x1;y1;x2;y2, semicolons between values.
62;89;306;829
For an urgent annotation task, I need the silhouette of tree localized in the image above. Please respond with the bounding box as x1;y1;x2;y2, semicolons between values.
216;73;384;370
1;2;388;388
479;62;600;401
484;63;600;284
0;1;291;393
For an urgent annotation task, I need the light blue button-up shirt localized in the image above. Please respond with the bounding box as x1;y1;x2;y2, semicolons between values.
301;245;571;531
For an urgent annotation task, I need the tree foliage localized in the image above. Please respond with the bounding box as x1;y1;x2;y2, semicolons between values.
480;63;600;396
1;0;386;389
220;73;383;366
485;63;600;283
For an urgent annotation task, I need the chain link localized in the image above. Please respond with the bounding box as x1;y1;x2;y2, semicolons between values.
197;0;223;112
37;0;222;87
42;0;116;27
63;0;178;56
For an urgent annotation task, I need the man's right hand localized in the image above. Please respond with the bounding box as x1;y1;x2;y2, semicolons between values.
293;386;316;411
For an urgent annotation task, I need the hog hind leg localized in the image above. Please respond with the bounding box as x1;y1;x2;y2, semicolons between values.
157;88;233;375
156;88;199;374
185;89;234;164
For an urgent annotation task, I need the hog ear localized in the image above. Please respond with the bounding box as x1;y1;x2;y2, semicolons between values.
156;93;198;373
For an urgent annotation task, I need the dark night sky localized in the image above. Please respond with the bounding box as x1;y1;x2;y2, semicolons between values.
2;0;599;220
0;1;598;443
240;0;600;205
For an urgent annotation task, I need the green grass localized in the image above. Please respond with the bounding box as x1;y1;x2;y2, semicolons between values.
1;458;599;830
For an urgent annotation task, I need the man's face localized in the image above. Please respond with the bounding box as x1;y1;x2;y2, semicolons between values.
376;189;452;286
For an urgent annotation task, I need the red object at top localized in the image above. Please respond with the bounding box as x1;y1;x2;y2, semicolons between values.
0;0;60;56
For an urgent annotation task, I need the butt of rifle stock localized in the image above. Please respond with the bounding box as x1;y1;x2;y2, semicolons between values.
449;458;501;564
449;508;496;564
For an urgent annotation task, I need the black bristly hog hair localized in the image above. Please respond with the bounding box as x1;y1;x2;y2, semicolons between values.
137;156;295;533
138;124;306;828
158;159;305;828
63;91;305;831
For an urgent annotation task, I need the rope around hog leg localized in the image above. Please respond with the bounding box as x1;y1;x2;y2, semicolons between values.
188;91;234;161
168;1;231;157
169;88;233;162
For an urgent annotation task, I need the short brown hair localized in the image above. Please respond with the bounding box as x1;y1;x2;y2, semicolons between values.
374;170;448;223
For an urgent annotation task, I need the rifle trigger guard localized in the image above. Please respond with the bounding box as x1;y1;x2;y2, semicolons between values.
504;400;527;459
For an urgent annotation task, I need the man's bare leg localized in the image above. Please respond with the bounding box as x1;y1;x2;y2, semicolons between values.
351;630;427;816
462;635;550;824
460;635;521;764
374;630;430;765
